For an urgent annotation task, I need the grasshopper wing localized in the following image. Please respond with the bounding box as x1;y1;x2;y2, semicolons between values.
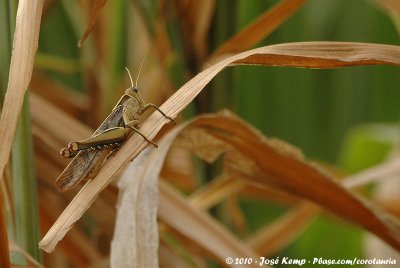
55;148;112;192
94;104;125;134
55;105;125;191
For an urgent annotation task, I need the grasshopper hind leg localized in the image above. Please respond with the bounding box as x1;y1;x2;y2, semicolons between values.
66;127;129;153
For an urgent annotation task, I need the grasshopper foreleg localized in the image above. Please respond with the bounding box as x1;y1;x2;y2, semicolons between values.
139;103;175;124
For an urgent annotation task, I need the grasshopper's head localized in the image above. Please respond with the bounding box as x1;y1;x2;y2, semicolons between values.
125;67;144;104
125;86;143;103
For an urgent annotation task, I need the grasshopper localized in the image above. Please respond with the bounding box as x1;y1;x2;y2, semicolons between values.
55;68;175;192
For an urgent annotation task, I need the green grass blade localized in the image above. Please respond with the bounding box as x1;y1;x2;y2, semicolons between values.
11;93;42;264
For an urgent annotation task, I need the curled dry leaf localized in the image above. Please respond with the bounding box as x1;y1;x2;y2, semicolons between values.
39;41;400;253
0;0;43;186
176;112;400;251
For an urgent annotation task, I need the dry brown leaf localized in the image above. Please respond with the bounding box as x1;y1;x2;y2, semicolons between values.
78;0;108;47
209;0;307;63
39;42;400;253
171;110;400;256
182;112;400;251
183;149;316;257
0;0;43;184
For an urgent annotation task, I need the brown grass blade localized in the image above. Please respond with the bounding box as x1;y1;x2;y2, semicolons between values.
209;0;307;62
0;0;43;184
78;0;108;47
39;42;400;253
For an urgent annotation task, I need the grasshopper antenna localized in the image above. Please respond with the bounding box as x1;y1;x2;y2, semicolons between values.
135;48;148;89
125;67;134;88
